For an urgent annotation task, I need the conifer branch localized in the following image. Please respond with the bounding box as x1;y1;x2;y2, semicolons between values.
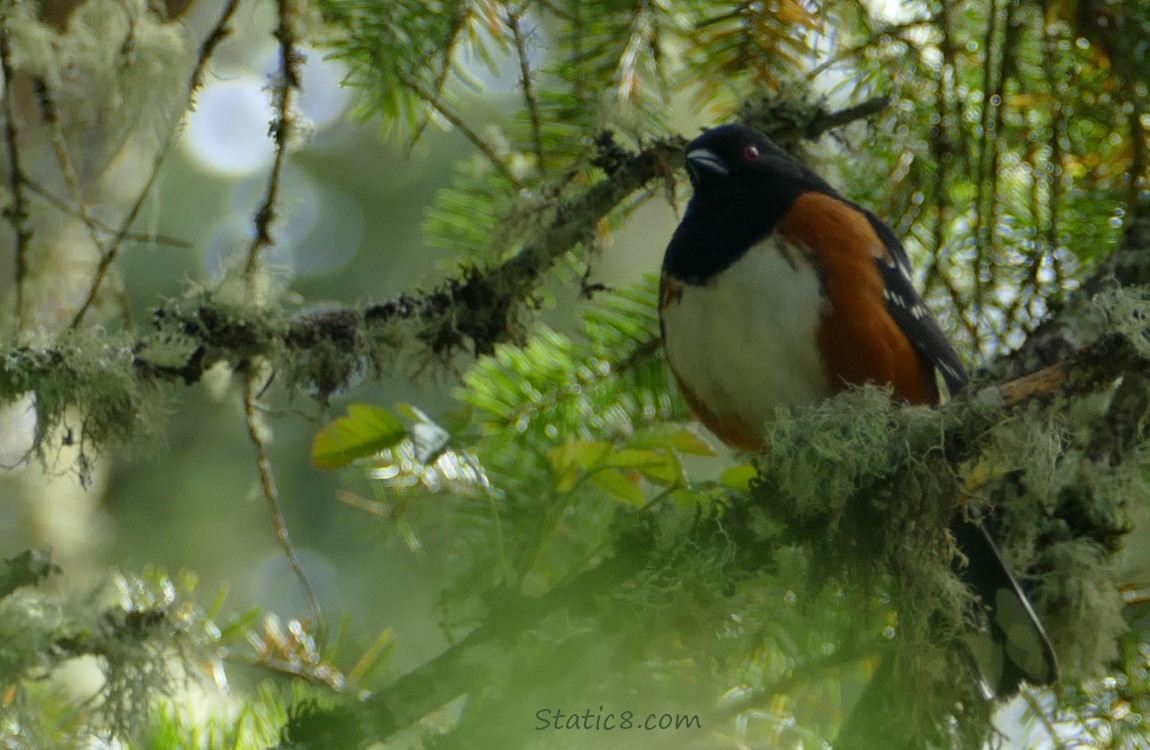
2;97;951;435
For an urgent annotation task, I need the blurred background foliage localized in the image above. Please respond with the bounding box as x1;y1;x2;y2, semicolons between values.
0;0;1149;748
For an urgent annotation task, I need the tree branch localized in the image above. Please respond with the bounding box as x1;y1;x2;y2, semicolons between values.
0;99;906;460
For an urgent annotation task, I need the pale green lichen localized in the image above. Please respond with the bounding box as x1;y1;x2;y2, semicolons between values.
0;588;65;678
9;0;191;151
1095;287;1150;360
1036;539;1125;678
760;384;947;523
0;329;165;475
747;354;1148;735
980;409;1069;504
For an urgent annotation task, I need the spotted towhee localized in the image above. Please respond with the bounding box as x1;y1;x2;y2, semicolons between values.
659;123;1058;697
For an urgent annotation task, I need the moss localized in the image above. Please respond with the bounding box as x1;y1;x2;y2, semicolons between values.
282;308;368;403
761;385;893;518
0;330;164;479
0;588;64;678
1096;287;1150;360
740;366;1150;740
1036;539;1125;678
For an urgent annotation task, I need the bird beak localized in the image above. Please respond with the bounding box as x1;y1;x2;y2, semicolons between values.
685;148;729;180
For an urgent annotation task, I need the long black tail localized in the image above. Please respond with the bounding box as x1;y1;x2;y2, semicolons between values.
951;517;1059;697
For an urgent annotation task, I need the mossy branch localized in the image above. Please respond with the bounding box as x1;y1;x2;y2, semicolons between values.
1;96;893;471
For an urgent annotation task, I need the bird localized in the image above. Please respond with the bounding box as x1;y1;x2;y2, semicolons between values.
658;122;1059;698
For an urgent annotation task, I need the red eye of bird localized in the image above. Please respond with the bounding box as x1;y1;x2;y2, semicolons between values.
743;144;760;162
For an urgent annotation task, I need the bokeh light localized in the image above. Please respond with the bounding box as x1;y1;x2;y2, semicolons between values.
203;167;364;276
185;48;353;176
184;75;277;176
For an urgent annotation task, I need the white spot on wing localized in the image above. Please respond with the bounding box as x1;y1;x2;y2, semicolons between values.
875;242;913;280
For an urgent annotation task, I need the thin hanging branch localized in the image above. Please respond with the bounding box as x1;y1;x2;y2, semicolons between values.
1041;4;1066;290
69;0;245;329
34;78;110;271
509;6;544;170
969;0;1001;357
242;370;324;633
244;0;301;282
22;176;190;249
921;2;955;304
403;72;525;189
985;0;1020;335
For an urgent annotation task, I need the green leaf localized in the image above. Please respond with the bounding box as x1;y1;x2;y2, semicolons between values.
635;449;686;487
312;404;407;470
589;468;646;506
605;448;668;470
548;439;613;473
720;463;758;492
623;425;717;456
664;428;718;456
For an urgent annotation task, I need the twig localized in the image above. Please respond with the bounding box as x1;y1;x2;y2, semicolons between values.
805;19;935;80
23;177;190;248
984;0;1020;333
1021;690;1070;749
242;370;324;634
402;72;525;189
402;9;466;155
990;361;1068;406
0;12;32;329
244;0;300;283
923;1;957;305
33;78;111;279
70;0;244;329
806;95;892;136
508;7;544;170
35;70;145;332
1041;14;1066;290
